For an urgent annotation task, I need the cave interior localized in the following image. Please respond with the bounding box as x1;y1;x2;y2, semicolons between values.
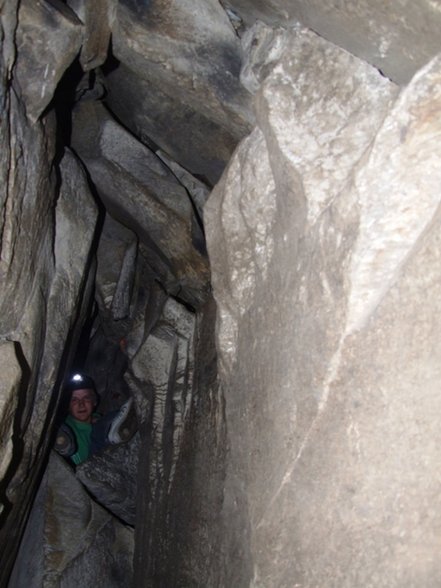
2;0;441;586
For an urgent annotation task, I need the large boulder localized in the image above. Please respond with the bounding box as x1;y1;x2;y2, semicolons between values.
228;0;441;84
205;25;441;586
14;0;83;122
77;435;140;527
105;0;253;185
72;100;210;309
9;453;134;588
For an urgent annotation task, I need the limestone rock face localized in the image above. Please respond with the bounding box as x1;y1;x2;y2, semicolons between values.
205;26;441;586
0;143;98;585
67;0;114;71
9;453;134;588
106;0;253;184
15;0;83;122
90;214;168;415
127;297;197;580
0;6;99;577
0;343;21;483
72;100;210;308
156;150;211;223
130;297;226;587
95;214;139;332
228;0;441;84
5;0;441;585
77;435;140;527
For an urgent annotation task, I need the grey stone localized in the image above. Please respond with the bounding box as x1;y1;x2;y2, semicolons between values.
205;29;441;587
0;103;57;341
0;134;98;584
132;298;227;588
123;268;168;360
111;239;138;321
67;0;114;71
257;25;399;224
156;150;211;223
25;147;98;460
72;100;211;308
5;1;441;586
240;20;288;93
106;0;253;184
0;342;21;484
11;453;134;588
8;461;46;588
346;53;441;334
95;213;138;330
76;433;140;526
127;323;178;428
15;0;83;122
126;298;196;524
227;0;441;84
0;1;18;223
92;216;170;411
0;60;58;575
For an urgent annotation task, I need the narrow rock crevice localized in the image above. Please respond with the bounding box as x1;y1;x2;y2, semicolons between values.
2;1;441;587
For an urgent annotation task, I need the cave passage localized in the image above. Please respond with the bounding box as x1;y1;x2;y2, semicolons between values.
6;8;225;586
3;1;441;587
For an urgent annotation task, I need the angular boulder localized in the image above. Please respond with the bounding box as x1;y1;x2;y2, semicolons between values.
72;100;211;309
106;0;253;184
205;26;441;586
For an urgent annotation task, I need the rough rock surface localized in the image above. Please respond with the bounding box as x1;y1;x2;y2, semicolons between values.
205;26;441;587
95;214;138;339
228;0;441;84
0;343;21;483
72;100;210;308
0;113;98;588
67;0;114;71
15;0;83;122
106;0;253;184
77;434;140;527
95;214;138;330
4;1;441;586
127;297;197;581
9;453;134;588
131;297;226;587
156;150;211;223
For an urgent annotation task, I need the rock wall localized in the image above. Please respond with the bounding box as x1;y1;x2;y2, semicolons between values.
106;0;253;185
9;453;134;588
4;1;441;586
127;297;226;587
0;2;99;583
71;100;210;309
227;0;441;85
1;1;220;582
205;25;441;586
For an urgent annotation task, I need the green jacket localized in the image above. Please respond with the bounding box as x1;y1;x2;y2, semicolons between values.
65;415;92;465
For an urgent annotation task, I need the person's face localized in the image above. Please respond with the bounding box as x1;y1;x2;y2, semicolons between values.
69;388;95;423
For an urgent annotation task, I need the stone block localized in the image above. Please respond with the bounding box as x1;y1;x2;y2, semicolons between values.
77;434;140;527
106;0;253;183
10;453;134;588
15;0;83;122
228;0;441;84
205;31;441;587
0;342;21;484
72;101;210;308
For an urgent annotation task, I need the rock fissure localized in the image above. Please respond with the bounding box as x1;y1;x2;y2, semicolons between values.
2;2;441;587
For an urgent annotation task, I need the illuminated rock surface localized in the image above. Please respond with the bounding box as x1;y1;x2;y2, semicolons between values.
2;1;441;586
